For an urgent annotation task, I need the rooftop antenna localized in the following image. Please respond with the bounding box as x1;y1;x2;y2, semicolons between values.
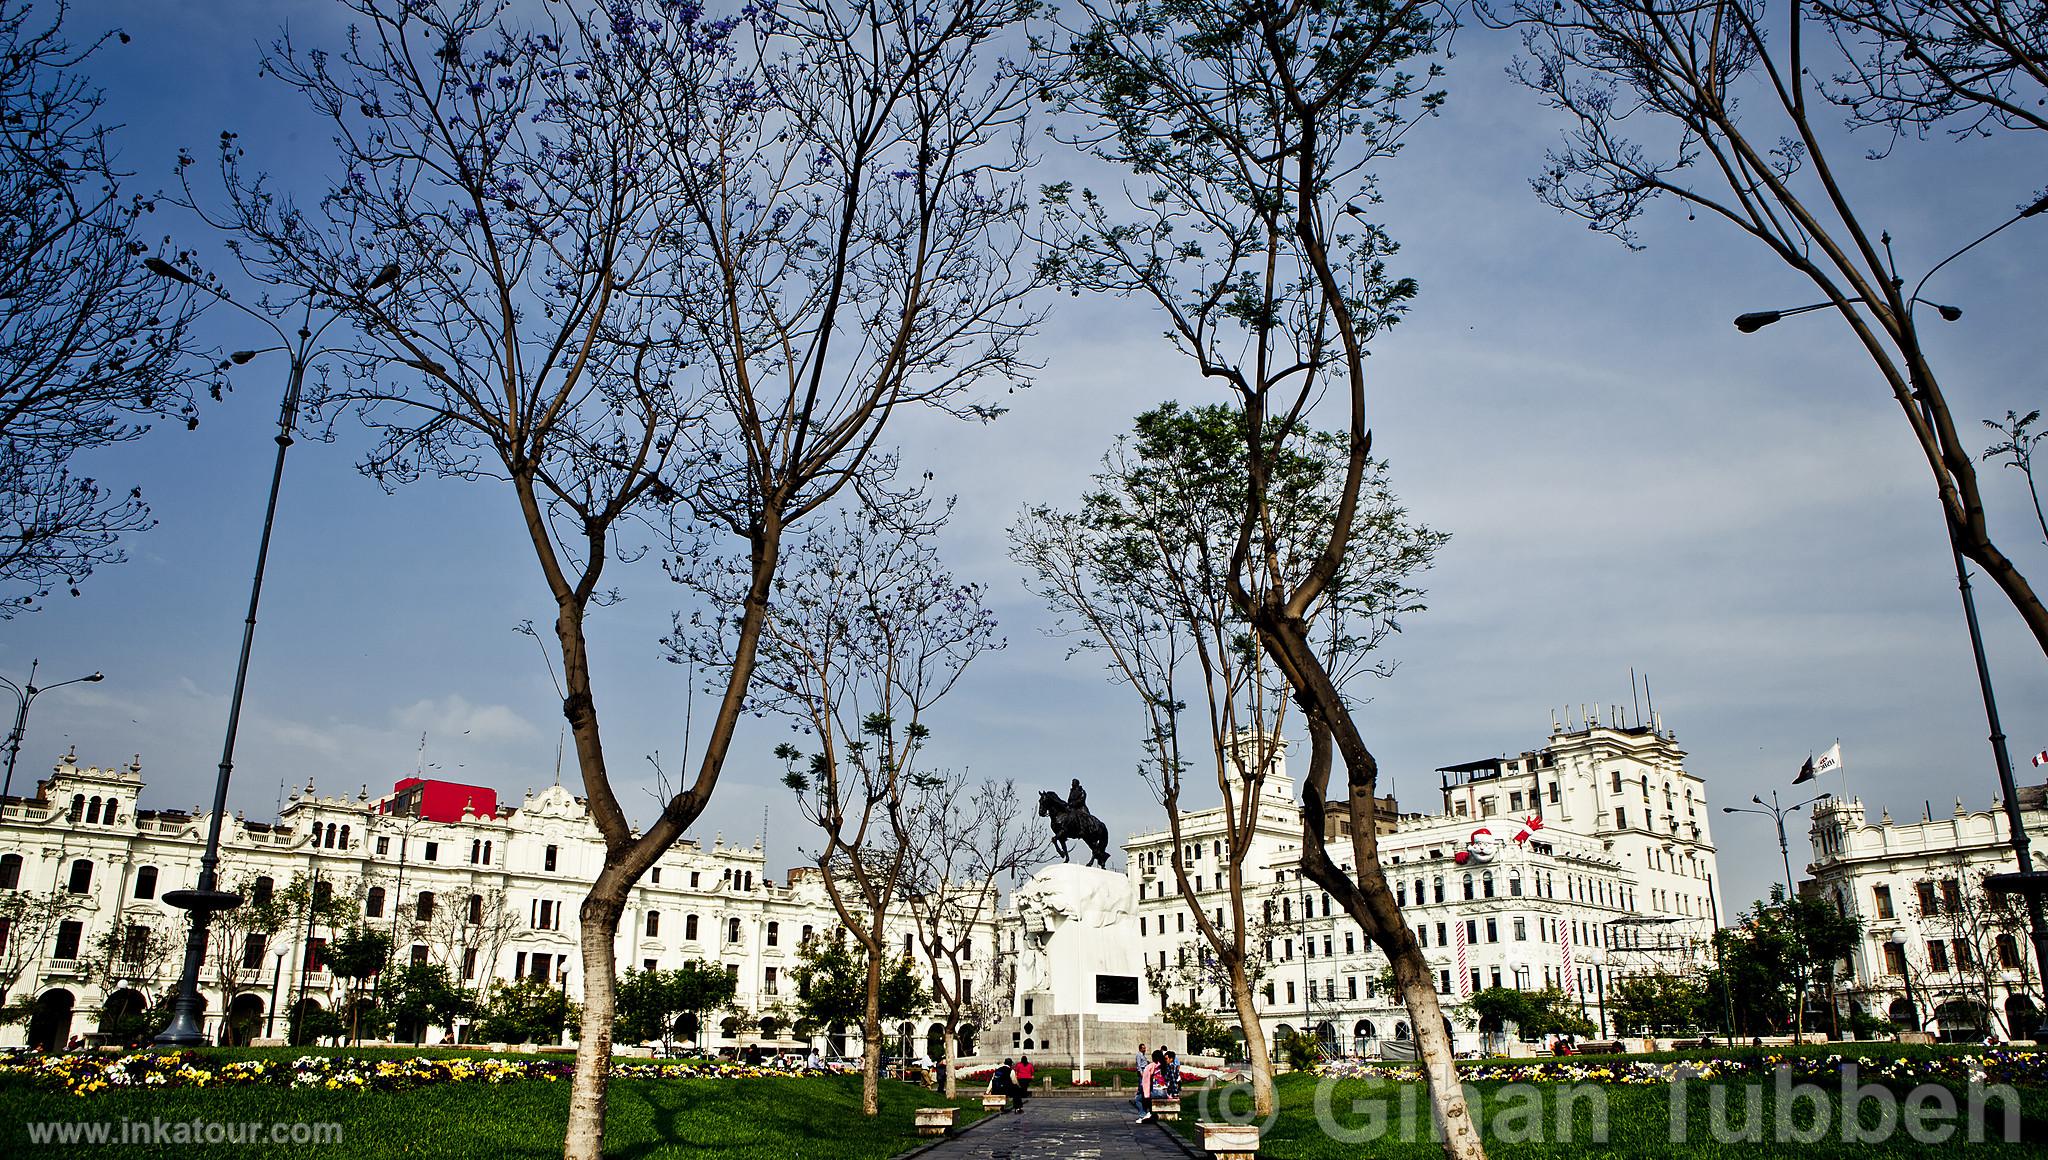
1630;668;1642;729
415;732;429;778
276;777;286;822
1643;676;1657;736
553;727;564;788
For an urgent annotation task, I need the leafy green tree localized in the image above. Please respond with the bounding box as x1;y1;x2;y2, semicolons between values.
1015;401;1444;1116
325;927;392;1043
614;962;737;1048
1709;889;1861;1041
1608;972;1709;1037
477;977;576;1046
789;934;928;1052
384;962;474;1045
1469;986;1595;1043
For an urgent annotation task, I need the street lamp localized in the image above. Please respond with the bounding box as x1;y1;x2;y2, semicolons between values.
0;662;105;804
1722;791;1830;900
143;257;400;1046
1734;195;2048;1042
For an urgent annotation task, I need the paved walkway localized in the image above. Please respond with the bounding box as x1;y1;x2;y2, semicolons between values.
916;1099;1192;1159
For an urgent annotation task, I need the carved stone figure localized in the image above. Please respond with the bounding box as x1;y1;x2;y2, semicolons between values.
1038;786;1110;868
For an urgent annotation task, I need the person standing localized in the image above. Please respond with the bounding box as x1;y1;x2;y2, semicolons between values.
1014;1055;1034;1105
991;1058;1022;1113
1130;1042;1148;1114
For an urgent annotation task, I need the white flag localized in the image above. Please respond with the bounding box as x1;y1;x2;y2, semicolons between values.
1812;743;1842;778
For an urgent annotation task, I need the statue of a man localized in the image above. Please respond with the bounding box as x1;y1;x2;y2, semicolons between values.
1067;778;1087;814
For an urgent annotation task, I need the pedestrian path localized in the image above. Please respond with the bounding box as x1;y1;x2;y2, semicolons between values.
914;1099;1191;1159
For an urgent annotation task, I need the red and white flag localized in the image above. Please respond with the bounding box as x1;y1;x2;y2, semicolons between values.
1455;918;1470;998
1560;923;1577;996
2032;750;2048;768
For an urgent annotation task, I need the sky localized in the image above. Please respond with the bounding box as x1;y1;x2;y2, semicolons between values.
6;0;2046;920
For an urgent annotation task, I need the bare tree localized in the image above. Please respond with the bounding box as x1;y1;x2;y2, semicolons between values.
1039;2;1476;1152
1013;404;1442;1115
1909;854;2042;1037
897;776;1044;1096
1495;0;2048;661
178;1;1037;1154
746;497;1001;1114
0;885;83;1020
0;0;202;613
1813;0;2048;142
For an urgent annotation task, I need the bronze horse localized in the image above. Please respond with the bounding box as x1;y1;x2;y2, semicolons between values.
1038;790;1110;868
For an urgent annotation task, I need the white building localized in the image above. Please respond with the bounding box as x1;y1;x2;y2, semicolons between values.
1124;714;1723;1054
0;753;997;1055
1803;786;2047;1041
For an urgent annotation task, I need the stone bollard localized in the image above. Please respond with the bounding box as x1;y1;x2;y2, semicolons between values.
913;1107;957;1137
1149;1097;1182;1121
1197;1122;1260;1159
981;1094;1009;1114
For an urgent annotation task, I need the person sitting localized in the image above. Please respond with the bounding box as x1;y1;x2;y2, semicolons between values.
990;1058;1022;1113
1135;1049;1164;1123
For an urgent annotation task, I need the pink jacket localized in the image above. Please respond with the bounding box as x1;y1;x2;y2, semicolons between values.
1140;1061;1161;1096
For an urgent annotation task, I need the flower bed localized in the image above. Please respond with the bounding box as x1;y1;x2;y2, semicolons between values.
1316;1050;2048;1087
0;1051;853;1097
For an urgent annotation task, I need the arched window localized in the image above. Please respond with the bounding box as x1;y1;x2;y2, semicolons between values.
1509;870;1523;897
1432;876;1444;903
69;794;84;822
415;891;435;921
467;894;483;925
67;859;92;894
471;840;482;864
366;887;386;918
686;914;700;941
1462;874;1474;901
252;876;275;907
646;911;661;937
102;799;118;825
1482;871;1495;899
767;921;779;947
339;825;350;849
0;853;21;889
87;796;101;824
728;917;742;944
134;866;158;899
801;924;814;945
483;840;492;864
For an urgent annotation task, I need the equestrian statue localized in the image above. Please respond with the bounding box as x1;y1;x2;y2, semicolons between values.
1039;778;1110;868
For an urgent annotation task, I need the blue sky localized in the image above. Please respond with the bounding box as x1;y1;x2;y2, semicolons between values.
7;0;2046;917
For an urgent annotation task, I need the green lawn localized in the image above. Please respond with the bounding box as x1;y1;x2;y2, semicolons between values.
3;1072;982;1159
1167;1067;2048;1158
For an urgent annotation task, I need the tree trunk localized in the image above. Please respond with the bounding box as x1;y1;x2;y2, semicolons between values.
562;891;627;1160
1227;966;1277;1117
942;1013;958;1099
1391;946;1480;1159
861;950;885;1116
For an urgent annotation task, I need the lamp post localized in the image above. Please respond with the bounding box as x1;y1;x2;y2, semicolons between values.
0;662;105;804
267;947;287;1040
1721;791;1828;900
1735;196;2048;1041
143;258;398;1046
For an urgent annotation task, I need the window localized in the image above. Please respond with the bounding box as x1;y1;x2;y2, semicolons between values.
1514;918;1527;941
1940;878;1962;913
1873;884;1894;919
765;966;779;995
545;845;559;873
241;932;267;970
1344;932;1355;954
1465;919;1477;945
0;853;18;889
730;918;743;944
134;865;158;900
305;937;328;972
66;859;92;894
800;923;813;944
423;841;439;862
416;891;435;921
252;877;274;907
410;944;428;966
651;868;660;884
1610;770;1622;793
1614;807;1626;830
463;949;479;981
1927;940;1950;972
690;872;700;888
54;920;83;960
1548;782;1560;804
1953;938;1975;969
1483;872;1495;899
467;893;483;925
646;911;661;937
767;921;779;947
1510;791;1524;811
366;887;386;918
962;935;972;960
1462;874;1474;901
1347;976;1358;1000
686;914;700;941
1509;871;1522;897
70;794;83;822
376;836;390;856
1997;933;2021;969
1432;877;1444;904
1916;882;1938;914
1485;918;1497;943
